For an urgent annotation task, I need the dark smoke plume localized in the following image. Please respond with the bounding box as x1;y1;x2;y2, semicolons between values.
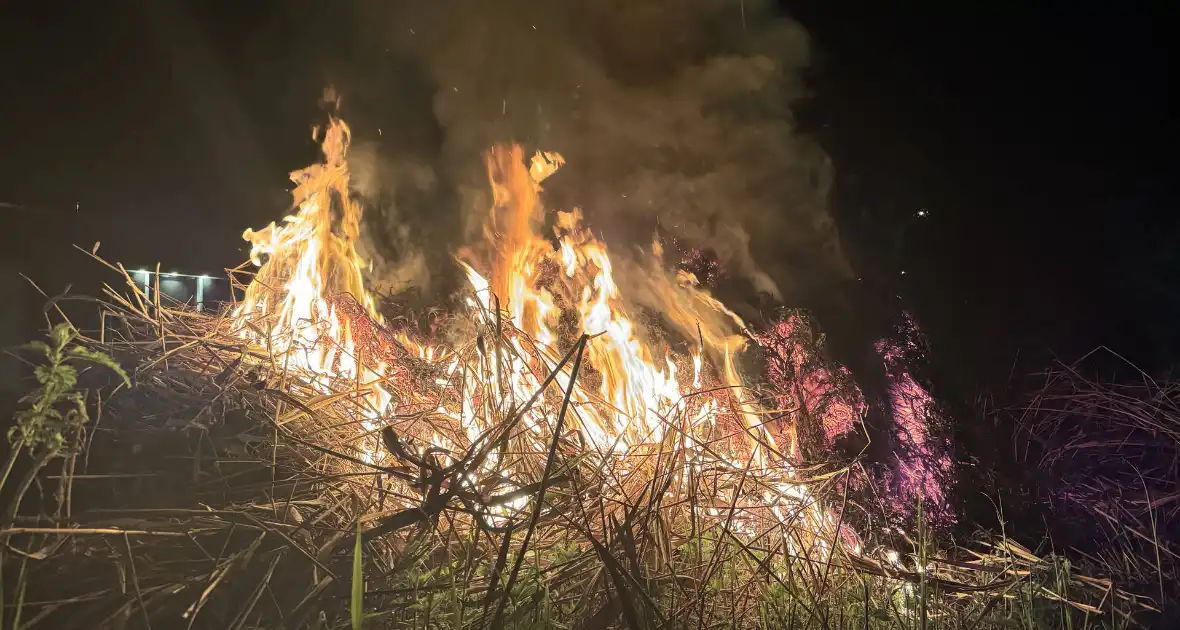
329;0;850;301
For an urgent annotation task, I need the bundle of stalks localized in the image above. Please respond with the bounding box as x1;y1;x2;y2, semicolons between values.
0;263;1149;630
1018;348;1180;606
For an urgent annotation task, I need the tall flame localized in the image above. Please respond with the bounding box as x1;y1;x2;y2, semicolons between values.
463;146;784;459
233;117;389;461
231;115;840;556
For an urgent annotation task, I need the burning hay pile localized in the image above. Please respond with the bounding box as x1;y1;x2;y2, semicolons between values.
0;117;1148;629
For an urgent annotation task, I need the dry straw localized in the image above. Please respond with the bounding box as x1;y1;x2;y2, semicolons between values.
0;255;1149;629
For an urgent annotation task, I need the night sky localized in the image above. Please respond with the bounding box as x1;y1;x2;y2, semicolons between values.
1;1;1174;403
791;3;1174;392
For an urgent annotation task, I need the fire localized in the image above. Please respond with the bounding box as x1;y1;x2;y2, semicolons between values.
232;117;390;462
232;112;852;558
466;145;780;460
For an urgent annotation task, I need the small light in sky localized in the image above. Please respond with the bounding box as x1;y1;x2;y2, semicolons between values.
75;201;80;211
900;270;907;275
916;208;929;218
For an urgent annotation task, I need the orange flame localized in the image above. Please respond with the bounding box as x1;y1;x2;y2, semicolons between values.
233;117;389;462
232;114;834;553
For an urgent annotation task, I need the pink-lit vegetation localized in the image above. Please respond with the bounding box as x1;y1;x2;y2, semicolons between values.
1018;348;1180;602
755;313;865;452
755;308;955;527
876;331;955;526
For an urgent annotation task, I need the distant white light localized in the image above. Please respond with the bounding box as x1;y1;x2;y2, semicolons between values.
900;270;907;275
916;208;929;218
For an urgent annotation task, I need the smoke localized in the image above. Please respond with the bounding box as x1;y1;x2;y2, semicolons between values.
333;0;850;301
348;140;434;293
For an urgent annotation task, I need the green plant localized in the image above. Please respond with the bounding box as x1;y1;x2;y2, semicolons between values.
8;323;128;452
1;323;129;525
352;520;364;630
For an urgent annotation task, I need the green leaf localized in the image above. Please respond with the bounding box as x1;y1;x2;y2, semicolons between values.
9;325;128;454
49;324;76;354
66;346;131;387
56;365;78;390
18;408;61;423
32;365;53;386
15;391;38;406
351;521;363;630
34;364;77;390
17;341;52;360
70;393;89;425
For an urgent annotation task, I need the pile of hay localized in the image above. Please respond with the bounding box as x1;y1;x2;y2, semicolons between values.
0;260;1152;630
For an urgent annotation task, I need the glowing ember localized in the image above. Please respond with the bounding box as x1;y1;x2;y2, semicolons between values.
679;246;725;287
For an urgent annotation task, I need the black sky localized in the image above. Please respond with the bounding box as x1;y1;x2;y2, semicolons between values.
1;1;1175;398
791;2;1175;388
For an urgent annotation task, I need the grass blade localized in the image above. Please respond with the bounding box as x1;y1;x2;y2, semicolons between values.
351;520;363;630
